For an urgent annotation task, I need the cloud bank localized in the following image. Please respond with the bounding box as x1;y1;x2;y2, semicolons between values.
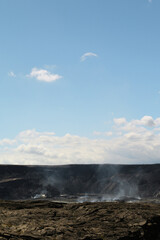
81;52;98;62
0;116;160;165
28;68;62;82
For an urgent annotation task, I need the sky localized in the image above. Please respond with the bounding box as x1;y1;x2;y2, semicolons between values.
0;0;160;165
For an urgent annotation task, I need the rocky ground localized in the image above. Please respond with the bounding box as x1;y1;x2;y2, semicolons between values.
0;200;160;240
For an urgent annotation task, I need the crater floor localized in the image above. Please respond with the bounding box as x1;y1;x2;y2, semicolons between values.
0;200;160;240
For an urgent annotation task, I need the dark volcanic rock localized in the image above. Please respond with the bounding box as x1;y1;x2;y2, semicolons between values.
0;164;160;200
0;200;160;239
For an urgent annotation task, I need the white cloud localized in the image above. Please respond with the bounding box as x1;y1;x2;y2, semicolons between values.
8;71;16;77
155;118;160;126
137;116;155;127
27;68;62;82
0;138;16;146
17;144;46;155
1;116;160;165
113;116;160;134
148;0;152;3
114;118;127;126
81;52;98;62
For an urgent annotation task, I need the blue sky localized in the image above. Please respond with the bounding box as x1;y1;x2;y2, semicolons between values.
0;0;160;165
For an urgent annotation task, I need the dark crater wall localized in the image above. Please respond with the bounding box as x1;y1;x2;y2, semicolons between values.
0;164;160;200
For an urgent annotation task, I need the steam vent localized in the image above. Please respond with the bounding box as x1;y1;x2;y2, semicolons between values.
0;164;160;239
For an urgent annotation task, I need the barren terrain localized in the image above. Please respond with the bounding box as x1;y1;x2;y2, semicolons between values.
0;200;160;240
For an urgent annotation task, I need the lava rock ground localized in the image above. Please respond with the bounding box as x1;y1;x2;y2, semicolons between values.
0;200;160;240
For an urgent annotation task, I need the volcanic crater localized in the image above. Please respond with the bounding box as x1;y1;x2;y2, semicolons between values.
0;164;160;239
